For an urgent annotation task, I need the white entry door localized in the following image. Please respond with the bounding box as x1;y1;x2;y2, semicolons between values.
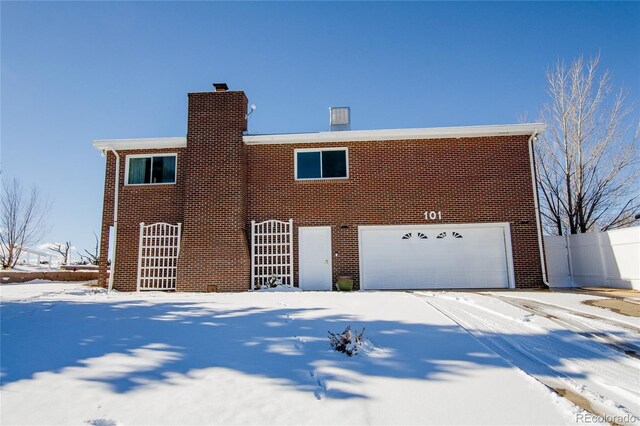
299;226;333;291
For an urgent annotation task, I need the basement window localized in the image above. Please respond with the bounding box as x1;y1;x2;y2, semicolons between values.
295;148;348;180
126;154;177;185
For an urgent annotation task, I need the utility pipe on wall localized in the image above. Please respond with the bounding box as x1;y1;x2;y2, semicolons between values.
108;149;120;292
528;130;550;287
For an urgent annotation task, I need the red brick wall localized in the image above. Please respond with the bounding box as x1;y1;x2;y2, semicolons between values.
99;91;251;292
97;88;544;292
247;136;544;289
175;91;250;292
98;148;186;291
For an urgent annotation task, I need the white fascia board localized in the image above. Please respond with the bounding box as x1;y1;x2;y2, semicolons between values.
92;137;187;151
243;123;546;145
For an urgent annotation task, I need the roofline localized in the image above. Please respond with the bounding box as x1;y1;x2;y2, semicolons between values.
91;123;546;151
92;137;186;151
243;123;545;145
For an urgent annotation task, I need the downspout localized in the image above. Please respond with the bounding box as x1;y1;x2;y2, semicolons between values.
108;149;120;292
528;131;550;287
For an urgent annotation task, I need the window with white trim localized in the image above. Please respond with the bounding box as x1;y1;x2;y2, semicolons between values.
126;154;177;185
295;148;348;180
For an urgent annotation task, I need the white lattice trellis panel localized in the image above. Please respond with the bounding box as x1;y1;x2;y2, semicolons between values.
137;222;182;291
251;219;294;289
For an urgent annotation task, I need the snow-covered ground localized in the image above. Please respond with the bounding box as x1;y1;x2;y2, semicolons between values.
8;263;58;272
417;291;639;426
1;282;635;425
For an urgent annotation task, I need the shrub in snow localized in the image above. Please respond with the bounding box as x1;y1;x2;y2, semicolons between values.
328;325;365;356
257;275;301;291
257;284;301;292
264;275;282;288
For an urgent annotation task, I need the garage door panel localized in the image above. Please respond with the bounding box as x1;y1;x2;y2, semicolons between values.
363;273;435;290
360;224;511;290
363;273;508;290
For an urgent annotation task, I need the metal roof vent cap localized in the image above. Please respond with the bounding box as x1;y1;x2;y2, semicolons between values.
329;107;351;131
213;83;229;92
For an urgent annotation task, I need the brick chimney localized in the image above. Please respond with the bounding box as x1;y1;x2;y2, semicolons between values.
177;87;250;291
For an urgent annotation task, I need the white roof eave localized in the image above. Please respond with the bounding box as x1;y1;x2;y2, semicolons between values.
243;123;545;145
92;137;187;151
91;123;546;150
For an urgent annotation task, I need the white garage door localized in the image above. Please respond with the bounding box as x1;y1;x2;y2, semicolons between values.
359;224;514;290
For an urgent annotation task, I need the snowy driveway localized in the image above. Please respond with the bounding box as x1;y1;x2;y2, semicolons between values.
418;291;639;426
0;282;635;425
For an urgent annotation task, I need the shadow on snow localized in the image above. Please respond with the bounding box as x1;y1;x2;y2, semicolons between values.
1;298;635;399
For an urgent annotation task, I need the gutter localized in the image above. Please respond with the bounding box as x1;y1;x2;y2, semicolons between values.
108;149;120;292
93;137;186;151
528;130;550;287
244;123;546;145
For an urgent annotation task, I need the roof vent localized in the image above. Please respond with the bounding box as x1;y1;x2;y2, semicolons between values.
213;83;229;92
329;107;351;131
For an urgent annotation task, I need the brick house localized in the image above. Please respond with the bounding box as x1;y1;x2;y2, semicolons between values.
93;84;548;292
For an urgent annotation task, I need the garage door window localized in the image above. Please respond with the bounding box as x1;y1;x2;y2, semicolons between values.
295;148;348;180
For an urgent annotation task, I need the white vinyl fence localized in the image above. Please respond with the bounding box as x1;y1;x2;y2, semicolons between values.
544;226;640;290
543;236;573;287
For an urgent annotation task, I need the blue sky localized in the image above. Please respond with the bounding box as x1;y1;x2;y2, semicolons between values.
1;1;639;255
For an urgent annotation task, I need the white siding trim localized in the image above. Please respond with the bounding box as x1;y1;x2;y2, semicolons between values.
93;137;186;151
245;123;545;145
92;124;545;149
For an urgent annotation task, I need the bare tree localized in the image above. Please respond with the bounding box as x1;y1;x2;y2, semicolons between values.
49;241;72;265
0;179;50;269
537;54;640;235
78;232;100;265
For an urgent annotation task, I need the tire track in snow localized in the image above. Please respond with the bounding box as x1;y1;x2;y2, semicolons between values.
412;292;640;425
492;295;640;359
494;294;640;333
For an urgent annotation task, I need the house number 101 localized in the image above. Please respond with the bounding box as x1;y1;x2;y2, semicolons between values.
424;211;442;220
